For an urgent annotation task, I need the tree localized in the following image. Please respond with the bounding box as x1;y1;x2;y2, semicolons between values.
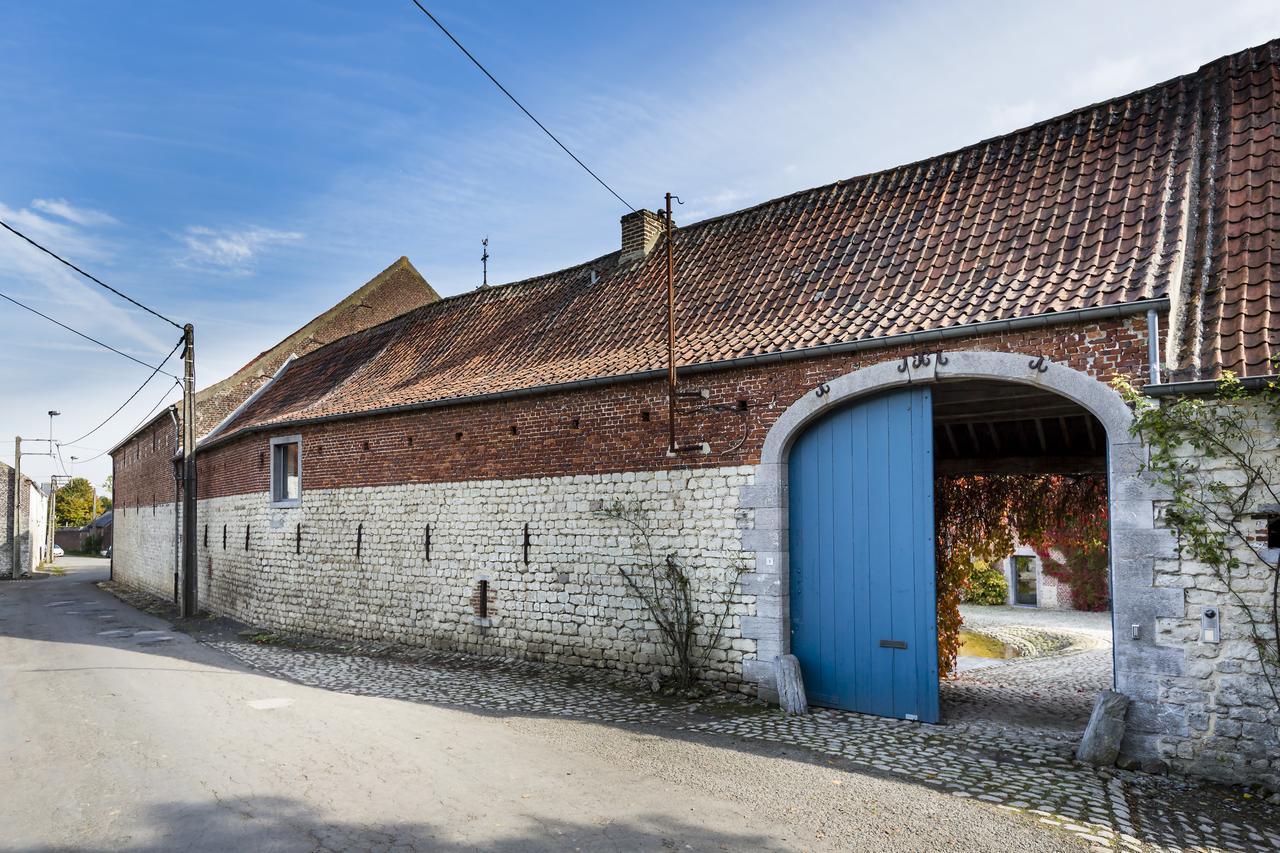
55;477;96;527
935;474;1108;675
97;496;113;514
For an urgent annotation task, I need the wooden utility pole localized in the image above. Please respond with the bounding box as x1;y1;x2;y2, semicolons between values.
11;436;20;579
180;323;197;616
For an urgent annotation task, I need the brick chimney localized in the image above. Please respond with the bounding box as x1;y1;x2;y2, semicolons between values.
619;209;669;265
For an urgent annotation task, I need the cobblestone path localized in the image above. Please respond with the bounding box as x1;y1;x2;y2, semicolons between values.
944;648;1113;732
210;639;1280;853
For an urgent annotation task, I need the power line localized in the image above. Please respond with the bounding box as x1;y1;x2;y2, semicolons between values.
0;219;182;330
60;336;184;448
0;289;180;379
407;1;635;212
69;379;182;466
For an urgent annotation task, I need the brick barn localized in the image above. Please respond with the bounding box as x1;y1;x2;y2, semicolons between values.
112;41;1280;786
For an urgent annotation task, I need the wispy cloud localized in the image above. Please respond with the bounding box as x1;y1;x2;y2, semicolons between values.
177;225;304;273
30;197;119;227
0;198;168;355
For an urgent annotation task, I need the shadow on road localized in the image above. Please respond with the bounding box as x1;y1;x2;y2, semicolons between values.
19;796;772;852
4;561;1280;853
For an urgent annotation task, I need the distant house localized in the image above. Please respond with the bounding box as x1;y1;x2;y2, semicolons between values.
2;460;50;575
1005;548;1074;610
55;510;113;554
111;41;1280;787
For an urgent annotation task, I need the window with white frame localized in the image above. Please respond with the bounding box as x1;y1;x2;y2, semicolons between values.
270;436;302;506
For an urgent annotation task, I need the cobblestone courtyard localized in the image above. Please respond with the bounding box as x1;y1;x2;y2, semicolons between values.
948;604;1115;732
203;635;1279;853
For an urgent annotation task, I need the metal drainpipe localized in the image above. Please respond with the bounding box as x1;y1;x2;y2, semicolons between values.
1146;307;1161;385
168;406;180;603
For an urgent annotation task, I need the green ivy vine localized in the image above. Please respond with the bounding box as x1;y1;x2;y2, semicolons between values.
1116;373;1280;709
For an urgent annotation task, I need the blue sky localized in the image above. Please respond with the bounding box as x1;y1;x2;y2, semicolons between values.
1;0;1276;487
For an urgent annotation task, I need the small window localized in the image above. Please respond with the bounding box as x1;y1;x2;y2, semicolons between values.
270;436;302;507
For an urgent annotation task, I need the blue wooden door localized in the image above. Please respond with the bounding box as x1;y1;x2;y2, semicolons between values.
788;387;939;723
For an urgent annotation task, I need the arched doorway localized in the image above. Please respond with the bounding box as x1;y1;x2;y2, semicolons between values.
740;351;1150;730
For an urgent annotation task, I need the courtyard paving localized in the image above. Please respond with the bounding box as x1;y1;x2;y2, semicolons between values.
949;604;1114;732
207;637;1280;853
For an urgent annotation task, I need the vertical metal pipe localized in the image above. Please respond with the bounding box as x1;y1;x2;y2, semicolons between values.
665;193;677;453
1146;307;1161;385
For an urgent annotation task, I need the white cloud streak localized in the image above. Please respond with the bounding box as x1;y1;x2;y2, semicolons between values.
30;198;119;227
177;225;304;273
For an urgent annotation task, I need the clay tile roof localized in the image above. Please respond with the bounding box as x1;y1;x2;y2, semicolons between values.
218;39;1280;439
194;257;439;436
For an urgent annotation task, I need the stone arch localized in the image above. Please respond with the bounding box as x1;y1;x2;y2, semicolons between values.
738;350;1175;741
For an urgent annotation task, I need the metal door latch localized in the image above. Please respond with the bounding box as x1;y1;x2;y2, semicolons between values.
879;639;908;650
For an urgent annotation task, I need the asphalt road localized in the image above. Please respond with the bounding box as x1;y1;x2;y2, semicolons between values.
0;558;1085;852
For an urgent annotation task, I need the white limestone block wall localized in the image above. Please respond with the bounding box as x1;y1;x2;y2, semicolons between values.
24;480;49;570
2;477;51;575
195;467;759;691
113;503;179;602
1144;397;1280;789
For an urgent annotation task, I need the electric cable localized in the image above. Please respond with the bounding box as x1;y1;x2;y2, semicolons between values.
59;336;184;448
0;219;182;329
69;379;182;466
407;1;635;211
0;290;180;378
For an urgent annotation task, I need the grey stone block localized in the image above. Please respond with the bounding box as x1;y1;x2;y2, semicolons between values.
740;571;783;596
1117;731;1167;772
774;654;809;715
1125;696;1189;737
1109;442;1149;477
754;593;787;620
739;482;784;510
742;658;774;682
1114;528;1179;560
1077;689;1130;766
748;507;786;534
741;528;786;552
1116;643;1187;677
1111;498;1155;530
739;614;783;643
1111;555;1156;587
1112;473;1172;503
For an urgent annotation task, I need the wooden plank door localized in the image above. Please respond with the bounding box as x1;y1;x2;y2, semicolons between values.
788;386;939;723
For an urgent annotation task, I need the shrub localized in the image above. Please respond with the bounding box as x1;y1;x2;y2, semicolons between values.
963;559;1009;605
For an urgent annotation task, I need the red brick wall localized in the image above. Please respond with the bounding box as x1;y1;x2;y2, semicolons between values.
170;314;1151;502
113;414;179;510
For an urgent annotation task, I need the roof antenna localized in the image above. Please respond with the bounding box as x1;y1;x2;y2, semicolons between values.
481;237;490;288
